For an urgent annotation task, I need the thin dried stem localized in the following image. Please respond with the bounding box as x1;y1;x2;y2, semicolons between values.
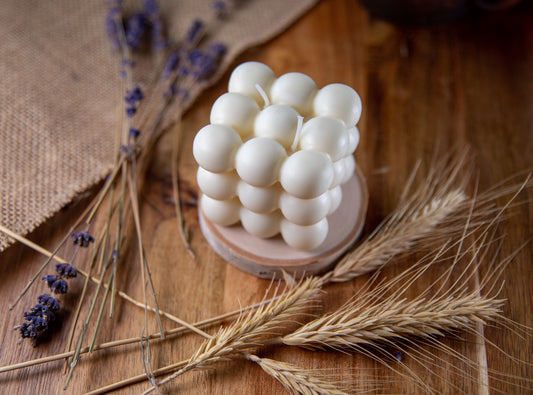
171;119;195;259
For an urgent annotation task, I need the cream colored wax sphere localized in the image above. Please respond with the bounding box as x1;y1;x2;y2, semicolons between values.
327;185;343;215
270;72;317;115
313;83;362;127
196;168;239;200
298;116;349;162
346;126;360;155
280;218;329;250
240;209;281;238
210;92;259;138
228;61;276;107
200;195;241;226
254;104;299;149
193;124;242;173
280;150;334;199
279;191;331;226
237;182;280;213
235;137;287;187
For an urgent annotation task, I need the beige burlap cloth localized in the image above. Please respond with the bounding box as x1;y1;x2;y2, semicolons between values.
0;0;317;251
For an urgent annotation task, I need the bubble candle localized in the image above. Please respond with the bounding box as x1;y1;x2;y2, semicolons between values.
193;62;367;277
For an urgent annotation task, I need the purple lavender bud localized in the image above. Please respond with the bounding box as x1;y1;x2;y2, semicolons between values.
174;88;190;101
38;295;60;312
121;59;137;68
211;1;227;19
56;263;77;278
143;0;161;18
151;19;168;50
19;322;37;339
177;65;189;77
126;106;137;117
42;275;58;289
129;127;141;139
51;278;68;294
208;42;227;60
185;19;204;44
162;51;180;79
105;2;123;51
125;12;148;50
71;232;95;247
188;49;216;80
30;316;48;330
125;85;144;105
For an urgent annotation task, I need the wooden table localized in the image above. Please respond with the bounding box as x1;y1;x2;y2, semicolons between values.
1;0;532;393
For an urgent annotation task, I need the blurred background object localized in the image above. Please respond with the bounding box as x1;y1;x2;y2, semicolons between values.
358;0;523;25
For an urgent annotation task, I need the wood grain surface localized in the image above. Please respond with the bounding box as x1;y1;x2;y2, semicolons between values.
1;0;532;393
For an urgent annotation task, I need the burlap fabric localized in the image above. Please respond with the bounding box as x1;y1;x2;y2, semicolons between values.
0;0;317;251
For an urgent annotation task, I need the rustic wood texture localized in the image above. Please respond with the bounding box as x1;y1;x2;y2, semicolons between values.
1;0;532;393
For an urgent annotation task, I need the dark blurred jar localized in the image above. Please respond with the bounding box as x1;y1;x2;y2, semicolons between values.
358;0;522;26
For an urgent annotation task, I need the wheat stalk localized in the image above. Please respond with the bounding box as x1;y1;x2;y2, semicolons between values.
323;189;467;283
322;151;532;284
143;276;323;393
284;237;507;352
247;354;350;395
281;290;504;351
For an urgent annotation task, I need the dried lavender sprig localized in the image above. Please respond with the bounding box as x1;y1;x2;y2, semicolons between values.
185;19;204;44
16;295;60;341
211;1;228;19
144;0;168;50
71;231;95;247
125;13;147;50
105;0;123;51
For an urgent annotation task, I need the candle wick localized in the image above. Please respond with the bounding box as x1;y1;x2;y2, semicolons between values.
291;115;304;152
254;83;270;108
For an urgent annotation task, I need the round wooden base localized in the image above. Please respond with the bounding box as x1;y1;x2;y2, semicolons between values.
199;166;368;279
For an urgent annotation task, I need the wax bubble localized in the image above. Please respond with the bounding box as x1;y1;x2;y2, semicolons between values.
229;61;276;107
201;195;241;226
210;92;259;137
240;208;281;238
254;104;299;148
281;218;328;250
235;137;287;187
193;124;242;173
299;116;349;161
237;182;281;213
313;83;362;127
270;72;317;115
279;191;330;226
280;150;334;199
197;167;239;200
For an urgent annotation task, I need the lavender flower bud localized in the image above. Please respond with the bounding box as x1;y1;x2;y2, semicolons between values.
125;12;148;50
162;51;181;80
211;1;228;19
42;275;58;289
38;295;60;312
143;0;161;18
151;19;168;50
51;278;68;294
129;127;141;139
185;19;204;44
71;231;95;247
208;42;227;60
56;263;77;278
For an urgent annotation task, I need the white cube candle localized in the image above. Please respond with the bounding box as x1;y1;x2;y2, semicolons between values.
193;61;362;250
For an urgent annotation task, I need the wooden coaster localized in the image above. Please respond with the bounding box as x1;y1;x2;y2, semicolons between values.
199;165;368;279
